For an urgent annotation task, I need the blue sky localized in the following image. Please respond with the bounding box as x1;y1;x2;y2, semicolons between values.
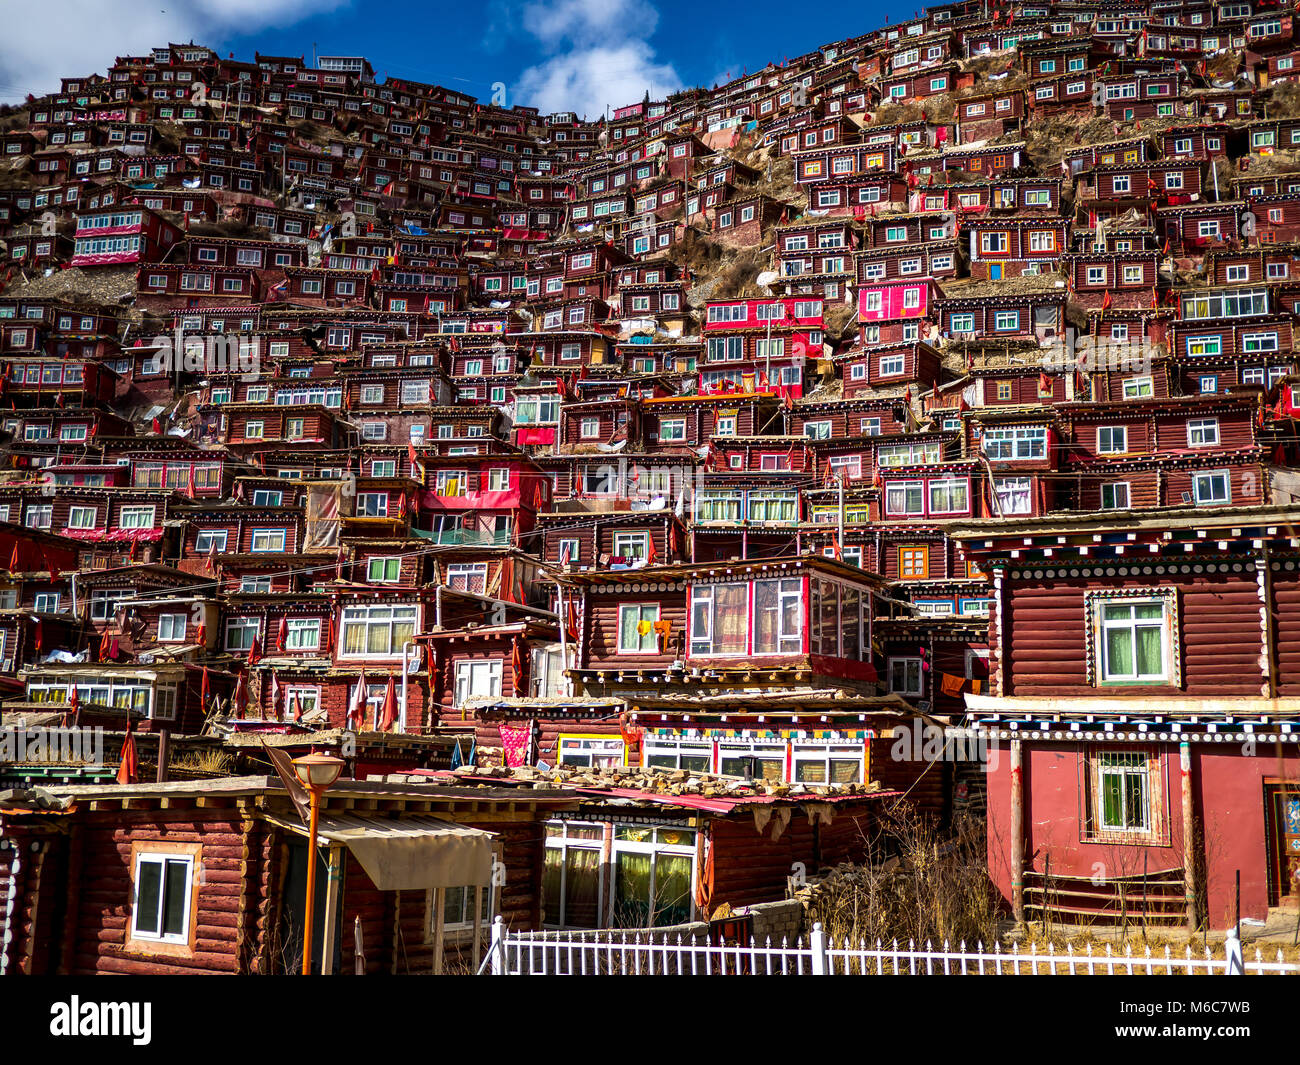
0;0;895;116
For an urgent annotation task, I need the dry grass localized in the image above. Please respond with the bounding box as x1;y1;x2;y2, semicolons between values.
822;300;859;344
707;246;769;301
1017;925;1300;964
1267;81;1300;120
803;802;998;948
1023;113;1117;174
169;748;235;776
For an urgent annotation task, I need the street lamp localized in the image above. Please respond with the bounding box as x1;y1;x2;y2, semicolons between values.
291;752;344;975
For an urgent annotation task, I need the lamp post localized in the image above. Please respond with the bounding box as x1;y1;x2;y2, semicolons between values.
291;751;344;975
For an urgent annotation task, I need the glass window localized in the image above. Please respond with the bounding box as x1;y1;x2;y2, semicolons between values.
1098;599;1170;682
888;657;923;696
131;852;194;944
689;582;749;656
453;659;502;707
1192;470;1231;505
340;604;418;657
982;426;1047;460
617;603;659;654
1187;418;1219;447
1100;482;1130;510
1094;750;1153;834
752;578;803;654
367;557;401;583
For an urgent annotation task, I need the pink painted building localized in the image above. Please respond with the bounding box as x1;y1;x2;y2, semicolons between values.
856;278;940;324
71;205;182;268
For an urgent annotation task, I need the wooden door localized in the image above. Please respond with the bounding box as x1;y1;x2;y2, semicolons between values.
1266;784;1300;909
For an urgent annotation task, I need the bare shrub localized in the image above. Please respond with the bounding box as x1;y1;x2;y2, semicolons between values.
804;801;997;947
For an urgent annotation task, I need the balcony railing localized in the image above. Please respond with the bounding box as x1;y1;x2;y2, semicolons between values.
427;529;512;546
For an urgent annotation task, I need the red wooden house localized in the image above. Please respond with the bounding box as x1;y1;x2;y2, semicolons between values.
71;205;182;268
951;508;1300;928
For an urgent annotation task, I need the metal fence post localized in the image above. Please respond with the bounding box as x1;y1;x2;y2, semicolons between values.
489;915;506;975
809;922;828;974
1224;928;1244;975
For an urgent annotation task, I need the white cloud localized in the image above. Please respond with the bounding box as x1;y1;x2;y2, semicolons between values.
521;0;660;47
0;0;344;104
516;42;678;119
513;0;681;118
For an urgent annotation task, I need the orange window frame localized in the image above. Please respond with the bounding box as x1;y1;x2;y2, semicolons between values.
899;545;930;579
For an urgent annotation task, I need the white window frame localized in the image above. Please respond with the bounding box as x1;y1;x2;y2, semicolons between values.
130;851;195;945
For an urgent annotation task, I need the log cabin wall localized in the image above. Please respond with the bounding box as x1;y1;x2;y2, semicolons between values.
61;806;273;975
1002;565;1267;698
431;635;522;720
870;735;949;821
1271;563;1300;698
1072;470;1161;511
583;588;688;669
0;827;64;975
707;801;887;909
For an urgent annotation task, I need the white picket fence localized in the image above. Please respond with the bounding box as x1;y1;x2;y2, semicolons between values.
478;918;1300;976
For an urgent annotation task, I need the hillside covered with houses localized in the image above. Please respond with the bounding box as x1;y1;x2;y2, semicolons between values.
0;0;1299;976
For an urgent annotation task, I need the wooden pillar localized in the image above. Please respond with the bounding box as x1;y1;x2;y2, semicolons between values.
155;729;170;783
431;887;446;975
320;847;342;975
1010;739;1025;925
471;885;484;973
1180;739;1197;933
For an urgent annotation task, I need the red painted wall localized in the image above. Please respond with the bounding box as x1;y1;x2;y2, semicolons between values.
984;740;1300;925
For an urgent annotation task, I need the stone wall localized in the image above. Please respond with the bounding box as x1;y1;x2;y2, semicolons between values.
745;898;806;943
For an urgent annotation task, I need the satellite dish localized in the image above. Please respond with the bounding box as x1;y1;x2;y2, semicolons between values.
756;270;780;287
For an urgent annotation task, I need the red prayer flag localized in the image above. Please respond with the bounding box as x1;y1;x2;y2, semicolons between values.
379;676;398;731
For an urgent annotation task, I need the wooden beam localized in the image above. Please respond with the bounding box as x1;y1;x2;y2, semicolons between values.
1181;739;1198;933
1010;739;1024;926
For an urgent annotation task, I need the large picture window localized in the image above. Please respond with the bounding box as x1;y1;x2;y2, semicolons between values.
339;604;418;658
611;825;696;929
542;820;696;931
689;582;749;656
753;578;803;654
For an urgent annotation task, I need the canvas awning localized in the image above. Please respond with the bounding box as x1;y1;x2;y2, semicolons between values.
264;811;494;890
